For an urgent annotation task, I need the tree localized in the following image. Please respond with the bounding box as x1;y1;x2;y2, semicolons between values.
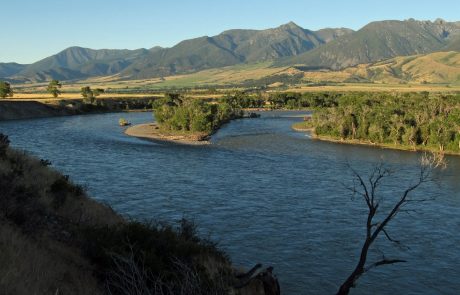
47;80;62;98
81;86;95;104
336;153;446;295
0;81;13;99
81;87;104;104
93;88;105;97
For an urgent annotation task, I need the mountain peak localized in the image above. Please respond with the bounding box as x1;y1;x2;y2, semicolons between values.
435;18;446;24
63;46;88;52
279;21;302;30
4;18;459;83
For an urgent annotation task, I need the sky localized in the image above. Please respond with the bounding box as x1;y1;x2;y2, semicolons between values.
2;0;460;64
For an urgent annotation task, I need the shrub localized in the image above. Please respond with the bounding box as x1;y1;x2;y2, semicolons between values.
153;96;242;134
0;133;10;158
81;219;230;294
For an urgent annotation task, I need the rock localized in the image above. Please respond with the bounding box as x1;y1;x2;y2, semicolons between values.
235;264;280;295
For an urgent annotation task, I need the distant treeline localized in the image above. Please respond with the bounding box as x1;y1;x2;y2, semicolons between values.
153;93;243;133
220;91;341;109
312;92;460;153
43;87;457;153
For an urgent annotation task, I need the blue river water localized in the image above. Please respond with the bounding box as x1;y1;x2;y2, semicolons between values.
1;111;459;295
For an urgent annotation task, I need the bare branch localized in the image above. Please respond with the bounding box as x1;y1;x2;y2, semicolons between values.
381;228;412;251
348;165;372;210
336;152;444;295
365;258;407;273
370;222;380;228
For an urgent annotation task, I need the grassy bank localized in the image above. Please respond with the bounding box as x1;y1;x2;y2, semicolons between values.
0;134;278;294
292;125;460;156
0;97;155;121
291;119;314;132
313;133;460;155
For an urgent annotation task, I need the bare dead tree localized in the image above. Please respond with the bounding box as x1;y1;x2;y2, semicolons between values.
105;242;229;295
336;153;446;295
106;244;153;295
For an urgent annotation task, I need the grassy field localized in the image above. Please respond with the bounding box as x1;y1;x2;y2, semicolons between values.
7;52;460;100
285;83;460;93
300;51;460;85
11;62;288;93
7;83;460;104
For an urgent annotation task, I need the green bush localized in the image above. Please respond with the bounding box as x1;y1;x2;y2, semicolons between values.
0;133;10;158
312;92;460;152
153;95;242;133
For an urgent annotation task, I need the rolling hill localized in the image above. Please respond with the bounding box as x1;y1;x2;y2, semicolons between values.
0;63;27;78
124;51;460;88
278;19;460;70
300;51;460;84
14;47;150;82
444;34;460;51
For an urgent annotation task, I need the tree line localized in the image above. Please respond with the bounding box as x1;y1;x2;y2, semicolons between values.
0;79;104;104
312;92;460;153
220;91;341;109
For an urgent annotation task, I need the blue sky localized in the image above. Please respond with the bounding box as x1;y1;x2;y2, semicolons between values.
3;0;460;63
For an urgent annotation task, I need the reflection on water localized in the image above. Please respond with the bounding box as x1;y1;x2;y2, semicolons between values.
1;111;459;295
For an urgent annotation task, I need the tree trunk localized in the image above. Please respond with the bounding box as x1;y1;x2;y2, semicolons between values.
336;240;370;295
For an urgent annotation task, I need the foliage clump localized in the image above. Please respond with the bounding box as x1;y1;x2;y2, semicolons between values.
0;81;13;98
81;86;104;104
267;92;340;109
82;219;230;294
220;92;266;108
46;80;62;98
312;92;460;153
153;93;243;133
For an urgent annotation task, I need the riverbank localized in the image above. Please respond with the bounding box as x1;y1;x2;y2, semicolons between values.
0;134;279;294
125;123;211;145
291;120;314;132
292;124;460;156
314;134;460;156
0;100;75;120
0;98;155;121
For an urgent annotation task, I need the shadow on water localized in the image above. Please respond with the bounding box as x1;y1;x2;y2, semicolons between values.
1;110;459;295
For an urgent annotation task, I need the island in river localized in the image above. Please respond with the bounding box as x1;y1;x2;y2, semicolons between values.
127;94;264;145
125;122;211;145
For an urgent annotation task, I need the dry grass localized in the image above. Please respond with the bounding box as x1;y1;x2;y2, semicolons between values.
285;83;460;93
301;51;460;85
9;62;292;94
7;93;156;101
8;53;460;99
0;143;123;295
0;223;103;295
0;140;255;295
5;93;223;102
1;148;123;227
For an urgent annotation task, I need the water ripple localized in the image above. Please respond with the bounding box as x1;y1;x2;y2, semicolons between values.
1;111;459;295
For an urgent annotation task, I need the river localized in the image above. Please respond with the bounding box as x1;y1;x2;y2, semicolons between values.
1;111;459;295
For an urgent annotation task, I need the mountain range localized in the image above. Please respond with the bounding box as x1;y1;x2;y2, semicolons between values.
300;51;460;84
277;19;460;69
1;19;459;83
